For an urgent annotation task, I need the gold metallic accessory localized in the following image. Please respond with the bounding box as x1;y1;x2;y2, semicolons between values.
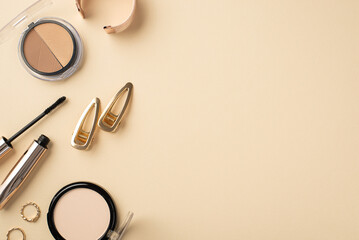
71;98;100;150
0;135;50;210
98;82;133;132
6;227;26;240
75;0;136;34
20;202;41;222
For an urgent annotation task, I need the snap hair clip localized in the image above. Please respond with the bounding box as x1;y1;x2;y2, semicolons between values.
75;0;136;34
71;98;100;150
6;227;26;240
98;82;133;132
20;202;41;222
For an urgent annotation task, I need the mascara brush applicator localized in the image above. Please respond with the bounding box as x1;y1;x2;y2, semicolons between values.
0;96;66;160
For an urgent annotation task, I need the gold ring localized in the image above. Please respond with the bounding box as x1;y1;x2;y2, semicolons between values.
6;227;26;240
20;202;41;222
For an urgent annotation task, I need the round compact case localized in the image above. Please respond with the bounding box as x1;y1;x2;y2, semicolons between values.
47;182;133;240
0;0;83;81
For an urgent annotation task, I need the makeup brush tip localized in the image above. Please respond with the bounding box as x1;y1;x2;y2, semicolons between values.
55;96;66;106
59;96;66;103
44;96;67;114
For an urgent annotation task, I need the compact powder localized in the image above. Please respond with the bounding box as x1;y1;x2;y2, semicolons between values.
48;182;117;240
23;28;62;73
34;23;74;67
53;188;111;240
0;1;83;81
22;21;76;75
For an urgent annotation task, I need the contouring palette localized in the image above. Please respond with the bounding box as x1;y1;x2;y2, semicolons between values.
0;1;84;80
21;21;76;75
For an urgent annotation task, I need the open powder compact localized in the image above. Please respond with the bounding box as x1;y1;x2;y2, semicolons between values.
47;182;133;240
0;0;83;81
19;18;82;80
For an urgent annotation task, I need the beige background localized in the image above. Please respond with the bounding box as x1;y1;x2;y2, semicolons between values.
0;0;358;239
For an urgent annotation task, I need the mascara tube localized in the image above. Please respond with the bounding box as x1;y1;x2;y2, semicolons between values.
0;135;50;210
0;137;12;160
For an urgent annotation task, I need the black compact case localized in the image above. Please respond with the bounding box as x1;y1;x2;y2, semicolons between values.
47;182;117;240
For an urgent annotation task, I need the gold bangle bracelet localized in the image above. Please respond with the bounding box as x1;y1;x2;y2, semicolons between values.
75;0;136;34
6;227;26;240
20;202;41;222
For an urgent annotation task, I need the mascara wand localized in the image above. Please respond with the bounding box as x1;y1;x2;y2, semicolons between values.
0;96;66;160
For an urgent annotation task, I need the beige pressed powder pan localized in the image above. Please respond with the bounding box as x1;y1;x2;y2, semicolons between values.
47;182;134;240
53;188;111;239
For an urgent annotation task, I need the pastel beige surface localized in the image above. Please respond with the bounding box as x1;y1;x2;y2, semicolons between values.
0;0;358;239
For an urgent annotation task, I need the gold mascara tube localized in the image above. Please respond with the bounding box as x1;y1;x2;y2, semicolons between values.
0;135;50;209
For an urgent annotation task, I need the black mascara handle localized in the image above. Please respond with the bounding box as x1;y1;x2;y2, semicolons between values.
7;97;66;144
45;96;66;114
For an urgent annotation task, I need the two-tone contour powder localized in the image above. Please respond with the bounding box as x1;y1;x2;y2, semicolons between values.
22;22;75;74
19;18;83;81
0;0;84;81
